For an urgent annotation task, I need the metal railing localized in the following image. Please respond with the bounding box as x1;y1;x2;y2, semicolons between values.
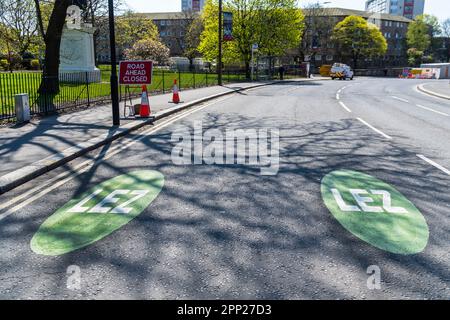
0;68;249;122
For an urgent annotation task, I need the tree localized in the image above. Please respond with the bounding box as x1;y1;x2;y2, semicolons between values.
421;14;441;37
442;18;450;62
115;11;159;54
0;0;41;59
300;3;336;64
82;0;124;64
332;16;387;69
123;38;171;66
184;15;204;69
32;0;74;94
198;0;304;78
406;15;431;65
443;19;450;38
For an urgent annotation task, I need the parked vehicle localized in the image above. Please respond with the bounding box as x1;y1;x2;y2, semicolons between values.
330;63;354;80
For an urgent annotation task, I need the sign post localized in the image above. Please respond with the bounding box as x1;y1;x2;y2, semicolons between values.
251;44;258;81
108;0;120;126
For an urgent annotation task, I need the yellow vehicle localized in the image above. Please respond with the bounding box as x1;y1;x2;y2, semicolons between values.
319;65;332;77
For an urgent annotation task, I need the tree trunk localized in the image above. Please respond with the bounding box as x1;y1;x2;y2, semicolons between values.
40;0;71;95
245;60;251;80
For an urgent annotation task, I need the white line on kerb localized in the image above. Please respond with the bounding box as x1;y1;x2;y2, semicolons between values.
417;155;450;176
416;104;449;117
357;118;392;140
391;96;409;103
339;101;352;113
0;96;232;222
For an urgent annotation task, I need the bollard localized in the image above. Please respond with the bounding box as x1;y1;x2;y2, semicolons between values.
15;93;30;124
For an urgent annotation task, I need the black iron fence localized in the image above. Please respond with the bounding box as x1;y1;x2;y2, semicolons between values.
0;68;249;122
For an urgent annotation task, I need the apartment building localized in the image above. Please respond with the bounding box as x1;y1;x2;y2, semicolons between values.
365;0;425;19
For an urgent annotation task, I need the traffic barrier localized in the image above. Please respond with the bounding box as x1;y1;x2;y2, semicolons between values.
140;85;151;117
172;79;180;104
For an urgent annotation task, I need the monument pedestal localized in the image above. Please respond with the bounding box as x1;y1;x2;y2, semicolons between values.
60;24;101;83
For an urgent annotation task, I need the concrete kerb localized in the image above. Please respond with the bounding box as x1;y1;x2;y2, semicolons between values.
0;79;319;195
417;83;450;100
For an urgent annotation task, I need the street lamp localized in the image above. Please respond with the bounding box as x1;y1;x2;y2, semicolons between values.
108;0;120;126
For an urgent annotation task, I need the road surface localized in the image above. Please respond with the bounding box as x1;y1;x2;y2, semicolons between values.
0;78;449;299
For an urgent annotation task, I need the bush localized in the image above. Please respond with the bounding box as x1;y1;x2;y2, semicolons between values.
30;59;40;70
0;59;10;71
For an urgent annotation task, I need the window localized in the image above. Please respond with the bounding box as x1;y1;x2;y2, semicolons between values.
315;55;322;61
326;55;333;61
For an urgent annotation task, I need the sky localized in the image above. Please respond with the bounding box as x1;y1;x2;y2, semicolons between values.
125;0;450;22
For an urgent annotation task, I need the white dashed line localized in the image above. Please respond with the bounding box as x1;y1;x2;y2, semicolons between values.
417;155;450;176
339;101;352;113
415;104;449;117
357;118;392;140
336;94;340;100
391;96;409;103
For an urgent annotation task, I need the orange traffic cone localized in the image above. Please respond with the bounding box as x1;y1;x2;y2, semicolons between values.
172;79;180;104
140;85;151;117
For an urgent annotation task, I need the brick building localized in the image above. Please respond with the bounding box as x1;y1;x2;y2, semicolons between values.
300;8;412;69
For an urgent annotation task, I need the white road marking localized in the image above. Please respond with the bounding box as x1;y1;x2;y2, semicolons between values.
357;118;392;140
336;94;340;100
0;96;233;221
339;101;352;113
415;104;449;117
417;155;450;176
391;96;409;103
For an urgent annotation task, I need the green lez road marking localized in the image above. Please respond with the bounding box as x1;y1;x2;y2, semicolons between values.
321;170;429;255
31;170;164;256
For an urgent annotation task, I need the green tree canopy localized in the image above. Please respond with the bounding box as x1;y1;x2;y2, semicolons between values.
198;0;304;78
406;15;432;65
332;15;387;69
115;12;160;50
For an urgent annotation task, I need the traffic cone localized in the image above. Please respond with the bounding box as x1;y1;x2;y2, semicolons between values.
140;85;151;117
172;79;180;104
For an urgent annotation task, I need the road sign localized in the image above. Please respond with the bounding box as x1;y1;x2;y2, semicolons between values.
119;60;153;85
321;170;429;255
30;170;164;256
252;43;259;51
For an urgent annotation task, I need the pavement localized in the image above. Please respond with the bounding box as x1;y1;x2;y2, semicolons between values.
0;77;449;299
418;80;450;100
1;79;328;194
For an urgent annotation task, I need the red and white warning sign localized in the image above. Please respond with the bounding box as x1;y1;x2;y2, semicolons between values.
119;61;153;85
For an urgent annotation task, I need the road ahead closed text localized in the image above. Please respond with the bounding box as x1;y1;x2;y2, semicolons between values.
119;61;153;85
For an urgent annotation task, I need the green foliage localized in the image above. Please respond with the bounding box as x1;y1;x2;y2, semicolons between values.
420;14;441;37
406;15;432;65
198;0;304;73
30;59;40;70
116;12;160;50
123;38;171;66
184;16;204;62
0;59;9;70
407;16;431;52
332;16;387;68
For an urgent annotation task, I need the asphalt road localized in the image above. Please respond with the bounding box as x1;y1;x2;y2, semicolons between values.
0;78;449;299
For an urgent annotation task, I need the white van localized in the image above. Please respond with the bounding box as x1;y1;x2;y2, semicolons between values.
330;63;354;80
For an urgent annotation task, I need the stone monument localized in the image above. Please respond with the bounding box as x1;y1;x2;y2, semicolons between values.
59;5;101;83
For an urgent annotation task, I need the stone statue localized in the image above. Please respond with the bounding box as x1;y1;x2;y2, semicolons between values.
59;5;100;83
